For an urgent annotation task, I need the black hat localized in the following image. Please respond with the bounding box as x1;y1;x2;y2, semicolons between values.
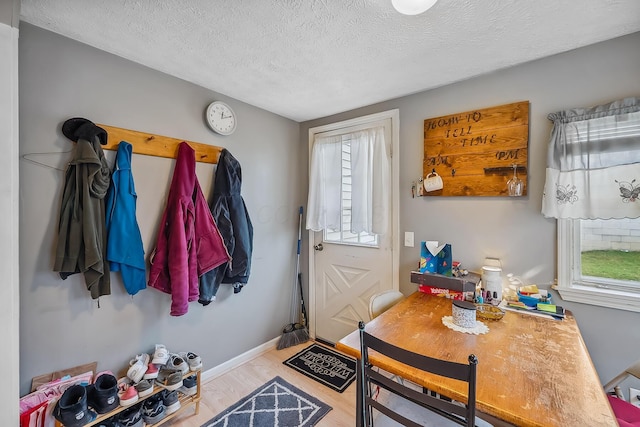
62;117;108;145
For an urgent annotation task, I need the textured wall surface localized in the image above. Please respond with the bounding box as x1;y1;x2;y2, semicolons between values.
19;0;640;121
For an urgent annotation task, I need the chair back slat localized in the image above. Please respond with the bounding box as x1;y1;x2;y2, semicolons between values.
358;321;477;427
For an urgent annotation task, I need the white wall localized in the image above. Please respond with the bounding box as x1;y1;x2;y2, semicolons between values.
301;32;640;386
1;0;20;424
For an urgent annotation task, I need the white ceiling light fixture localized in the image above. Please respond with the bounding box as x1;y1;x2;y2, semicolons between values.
392;0;438;15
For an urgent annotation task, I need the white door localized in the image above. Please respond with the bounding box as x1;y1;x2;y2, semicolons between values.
308;111;399;344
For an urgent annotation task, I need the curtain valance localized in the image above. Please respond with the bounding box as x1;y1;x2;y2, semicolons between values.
542;97;640;219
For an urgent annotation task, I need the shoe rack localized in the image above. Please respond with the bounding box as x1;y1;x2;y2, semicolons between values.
54;369;201;427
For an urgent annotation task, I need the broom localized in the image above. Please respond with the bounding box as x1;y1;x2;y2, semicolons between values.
277;206;310;350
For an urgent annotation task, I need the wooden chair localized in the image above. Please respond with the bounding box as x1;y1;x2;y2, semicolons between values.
358;321;478;427
369;290;405;320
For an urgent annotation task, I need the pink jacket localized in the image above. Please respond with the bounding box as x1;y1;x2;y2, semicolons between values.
148;142;230;316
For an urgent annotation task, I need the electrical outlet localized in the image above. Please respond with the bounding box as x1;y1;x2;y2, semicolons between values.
630;388;640;408
404;232;414;247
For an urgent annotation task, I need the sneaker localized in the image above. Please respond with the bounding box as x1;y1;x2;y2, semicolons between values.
179;352;202;371
143;363;159;380
127;354;149;383
178;374;197;397
166;354;189;375
53;384;97;427
95;419;125;427
155;369;183;391
151;344;169;365
87;373;119;413
142;395;166;424
118;403;143;427
134;379;154;398
130;353;150;367
117;379;139;407
161;389;181;415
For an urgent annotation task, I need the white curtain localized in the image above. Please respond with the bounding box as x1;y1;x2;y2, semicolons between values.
351;127;389;234
542;97;640;219
306;134;343;232
306;126;390;234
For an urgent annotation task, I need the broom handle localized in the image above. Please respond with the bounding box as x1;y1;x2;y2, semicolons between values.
297;206;308;326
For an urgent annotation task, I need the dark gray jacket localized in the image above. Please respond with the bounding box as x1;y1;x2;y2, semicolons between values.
54;136;111;299
199;149;253;304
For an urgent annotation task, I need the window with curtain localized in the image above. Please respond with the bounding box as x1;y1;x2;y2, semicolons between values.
542;97;640;311
306;125;390;245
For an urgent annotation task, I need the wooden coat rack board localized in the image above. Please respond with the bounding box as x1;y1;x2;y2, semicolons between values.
97;124;223;164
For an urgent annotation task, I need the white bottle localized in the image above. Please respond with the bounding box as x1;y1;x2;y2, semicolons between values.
482;266;503;302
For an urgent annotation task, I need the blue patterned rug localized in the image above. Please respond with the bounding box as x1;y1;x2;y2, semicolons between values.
201;376;332;427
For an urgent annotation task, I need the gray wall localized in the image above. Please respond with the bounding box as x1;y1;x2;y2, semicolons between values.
0;0;18;27
301;32;640;387
19;23;302;395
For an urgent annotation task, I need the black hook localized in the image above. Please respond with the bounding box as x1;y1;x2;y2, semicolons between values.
452;169;456;176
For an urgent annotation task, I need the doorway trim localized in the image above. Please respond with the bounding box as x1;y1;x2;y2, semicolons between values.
307;109;400;340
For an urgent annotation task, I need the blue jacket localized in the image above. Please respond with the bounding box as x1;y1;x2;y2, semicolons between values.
105;141;146;295
199;149;253;304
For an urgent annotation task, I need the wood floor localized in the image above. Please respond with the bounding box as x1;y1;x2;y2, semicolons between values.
167;341;357;426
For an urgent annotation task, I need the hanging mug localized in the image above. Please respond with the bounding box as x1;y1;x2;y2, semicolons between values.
424;171;443;192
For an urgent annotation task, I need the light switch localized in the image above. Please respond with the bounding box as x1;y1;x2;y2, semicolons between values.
404;232;414;247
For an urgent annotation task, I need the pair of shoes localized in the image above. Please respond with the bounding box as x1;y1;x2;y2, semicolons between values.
155;368;183;391
178;374;197;397
142;394;166;424
94;419;125;427
127;353;149;383
166;354;189;375
160;389;181;415
53;384;97;427
117;378;139;407
118;402;143;427
134;379;154;398
94;418;125;427
87;373;119;414
178;352;202;371
151;344;170;365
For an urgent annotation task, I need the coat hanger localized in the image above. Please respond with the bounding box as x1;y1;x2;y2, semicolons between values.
21;150;73;172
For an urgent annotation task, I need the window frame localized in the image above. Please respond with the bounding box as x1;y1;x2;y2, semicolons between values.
556;218;640;312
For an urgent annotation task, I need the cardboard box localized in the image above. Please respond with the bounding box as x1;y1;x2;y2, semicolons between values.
410;270;480;292
418;284;465;300
30;361;97;392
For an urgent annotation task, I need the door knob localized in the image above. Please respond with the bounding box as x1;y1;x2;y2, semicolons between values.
314;243;324;251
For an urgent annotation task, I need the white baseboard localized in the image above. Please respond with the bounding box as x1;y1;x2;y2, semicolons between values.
201;337;280;383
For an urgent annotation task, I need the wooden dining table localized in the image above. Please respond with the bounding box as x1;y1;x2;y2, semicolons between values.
336;291;616;427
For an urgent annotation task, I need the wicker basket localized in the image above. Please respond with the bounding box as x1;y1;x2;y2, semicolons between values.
475;304;505;321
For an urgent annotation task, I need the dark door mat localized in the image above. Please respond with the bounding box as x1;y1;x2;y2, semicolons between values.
283;343;356;393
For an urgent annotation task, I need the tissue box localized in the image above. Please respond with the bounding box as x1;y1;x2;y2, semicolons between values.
419;241;452;276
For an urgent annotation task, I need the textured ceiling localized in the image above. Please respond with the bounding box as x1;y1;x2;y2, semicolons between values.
19;0;640;122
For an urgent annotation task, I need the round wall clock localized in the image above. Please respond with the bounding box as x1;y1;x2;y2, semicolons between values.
205;101;237;135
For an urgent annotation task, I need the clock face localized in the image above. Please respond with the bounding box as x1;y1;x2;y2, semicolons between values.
206;101;237;135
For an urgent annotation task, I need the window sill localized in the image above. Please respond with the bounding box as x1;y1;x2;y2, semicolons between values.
555;283;640;313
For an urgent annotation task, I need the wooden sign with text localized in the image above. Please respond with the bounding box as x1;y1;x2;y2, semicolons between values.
423;101;529;196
